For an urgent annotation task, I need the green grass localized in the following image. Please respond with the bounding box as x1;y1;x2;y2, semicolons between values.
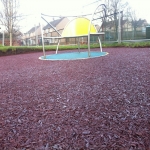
0;42;150;56
102;41;150;48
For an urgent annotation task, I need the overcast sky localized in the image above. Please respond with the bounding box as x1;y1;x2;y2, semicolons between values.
127;0;150;21
19;0;96;32
15;0;150;32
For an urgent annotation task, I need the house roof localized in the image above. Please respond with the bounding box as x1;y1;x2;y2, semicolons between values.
102;19;128;28
27;25;40;34
43;17;64;30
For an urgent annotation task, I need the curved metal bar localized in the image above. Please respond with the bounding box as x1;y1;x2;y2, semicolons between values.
41;15;62;56
77;37;80;53
88;4;106;57
41;16;61;36
41;10;104;18
98;37;102;52
41;13;87;18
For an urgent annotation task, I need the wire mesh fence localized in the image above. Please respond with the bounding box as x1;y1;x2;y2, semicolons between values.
98;11;149;42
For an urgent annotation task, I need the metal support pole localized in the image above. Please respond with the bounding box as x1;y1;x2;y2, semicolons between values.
88;4;106;57
88;24;92;57
40;22;46;59
56;39;60;54
98;37;102;52
118;5;121;44
77;37;80;53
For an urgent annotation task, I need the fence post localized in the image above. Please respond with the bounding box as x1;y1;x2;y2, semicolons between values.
2;31;4;46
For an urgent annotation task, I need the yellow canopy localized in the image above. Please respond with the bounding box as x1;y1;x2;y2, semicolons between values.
62;17;97;37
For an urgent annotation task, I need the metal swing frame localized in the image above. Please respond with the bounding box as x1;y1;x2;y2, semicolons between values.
40;4;106;59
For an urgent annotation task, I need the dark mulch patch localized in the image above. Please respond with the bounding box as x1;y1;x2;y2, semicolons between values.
0;48;150;150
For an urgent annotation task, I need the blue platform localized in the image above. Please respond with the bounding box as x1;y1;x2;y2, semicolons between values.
39;51;108;60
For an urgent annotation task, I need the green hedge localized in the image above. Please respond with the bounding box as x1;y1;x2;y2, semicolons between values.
0;42;150;56
102;42;150;48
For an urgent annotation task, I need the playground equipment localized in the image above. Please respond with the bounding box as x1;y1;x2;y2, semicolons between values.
39;3;108;60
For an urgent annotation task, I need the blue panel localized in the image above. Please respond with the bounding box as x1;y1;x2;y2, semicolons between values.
39;51;108;60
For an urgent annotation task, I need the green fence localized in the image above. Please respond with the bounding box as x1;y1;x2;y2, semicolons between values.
102;27;147;42
99;11;149;42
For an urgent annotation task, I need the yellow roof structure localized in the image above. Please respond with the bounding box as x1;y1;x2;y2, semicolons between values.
61;17;97;37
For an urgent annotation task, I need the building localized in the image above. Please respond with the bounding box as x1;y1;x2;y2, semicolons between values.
43;17;69;45
21;17;69;46
21;25;41;46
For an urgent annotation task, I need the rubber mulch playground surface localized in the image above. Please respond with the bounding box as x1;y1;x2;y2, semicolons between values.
0;48;150;150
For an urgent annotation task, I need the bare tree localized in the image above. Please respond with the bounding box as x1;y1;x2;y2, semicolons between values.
128;9;148;38
0;0;21;46
104;0;128;39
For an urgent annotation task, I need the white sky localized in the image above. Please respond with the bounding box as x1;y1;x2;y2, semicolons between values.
126;0;150;21
19;0;96;32
4;0;150;33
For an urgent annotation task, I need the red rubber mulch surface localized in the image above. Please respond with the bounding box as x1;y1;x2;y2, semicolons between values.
0;48;150;149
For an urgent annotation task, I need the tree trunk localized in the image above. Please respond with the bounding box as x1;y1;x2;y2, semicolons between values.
8;0;13;46
10;32;12;46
